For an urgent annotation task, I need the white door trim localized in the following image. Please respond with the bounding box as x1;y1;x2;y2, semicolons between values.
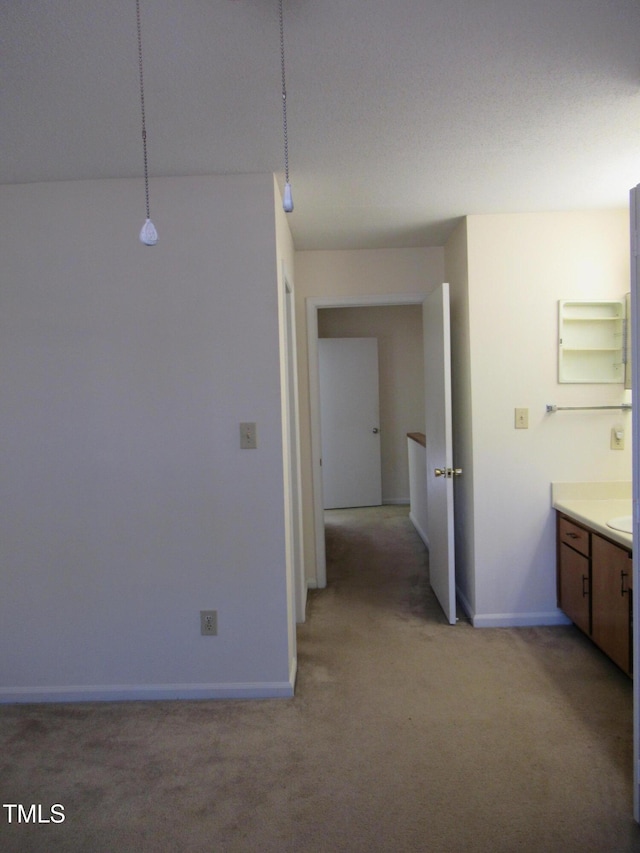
306;293;427;588
629;186;639;823
282;264;306;624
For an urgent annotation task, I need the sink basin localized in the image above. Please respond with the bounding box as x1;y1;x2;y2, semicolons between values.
607;515;633;534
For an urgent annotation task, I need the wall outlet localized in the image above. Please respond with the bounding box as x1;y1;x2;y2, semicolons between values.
611;426;625;450
200;610;217;636
514;408;529;429
239;422;257;449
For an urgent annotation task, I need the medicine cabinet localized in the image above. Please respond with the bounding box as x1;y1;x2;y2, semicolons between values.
558;298;629;384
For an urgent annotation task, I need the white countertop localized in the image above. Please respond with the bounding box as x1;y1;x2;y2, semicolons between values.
551;481;632;549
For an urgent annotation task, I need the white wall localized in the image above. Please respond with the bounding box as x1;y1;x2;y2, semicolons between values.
449;210;632;626
295;248;445;586
0;174;294;700
318;305;425;504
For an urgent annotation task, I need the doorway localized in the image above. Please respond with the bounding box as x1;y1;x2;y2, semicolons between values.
307;294;427;588
318;337;383;509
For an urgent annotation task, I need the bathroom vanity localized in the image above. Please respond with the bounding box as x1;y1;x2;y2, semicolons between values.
552;482;633;676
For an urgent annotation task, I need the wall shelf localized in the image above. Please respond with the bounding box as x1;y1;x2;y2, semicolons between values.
558;300;625;384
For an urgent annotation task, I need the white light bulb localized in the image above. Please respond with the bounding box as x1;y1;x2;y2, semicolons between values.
139;218;158;246
283;182;294;213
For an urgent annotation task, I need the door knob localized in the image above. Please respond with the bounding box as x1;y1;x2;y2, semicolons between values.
434;468;446;477
372;427;380;434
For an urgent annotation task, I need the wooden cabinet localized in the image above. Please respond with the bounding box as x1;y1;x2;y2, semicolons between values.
559;541;591;635
557;512;632;676
557;516;591;634
592;535;633;674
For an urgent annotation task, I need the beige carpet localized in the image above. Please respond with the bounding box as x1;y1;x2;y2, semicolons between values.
1;505;639;852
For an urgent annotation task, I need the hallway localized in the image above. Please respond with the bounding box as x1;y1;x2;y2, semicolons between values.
296;505;638;851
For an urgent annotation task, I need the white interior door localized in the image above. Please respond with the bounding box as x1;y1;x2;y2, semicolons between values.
423;284;457;624
318;338;382;509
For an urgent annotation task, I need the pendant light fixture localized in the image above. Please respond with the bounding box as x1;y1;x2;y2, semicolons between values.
136;0;158;245
279;0;294;213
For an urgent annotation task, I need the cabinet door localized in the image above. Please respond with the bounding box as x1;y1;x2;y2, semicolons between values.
559;543;590;635
592;535;632;675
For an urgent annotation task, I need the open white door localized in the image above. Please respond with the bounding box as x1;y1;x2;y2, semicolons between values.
423;283;457;624
318;337;382;509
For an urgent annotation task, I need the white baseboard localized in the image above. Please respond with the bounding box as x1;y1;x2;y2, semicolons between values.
456;587;570;628
0;678;296;705
409;512;429;548
456;586;473;621
471;610;571;628
470;611;572;628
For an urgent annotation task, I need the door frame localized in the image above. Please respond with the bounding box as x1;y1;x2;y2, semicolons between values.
629;185;639;822
282;265;306;624
307;293;427;588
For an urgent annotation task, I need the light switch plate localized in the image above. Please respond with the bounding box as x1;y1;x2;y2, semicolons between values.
240;422;257;449
514;408;529;429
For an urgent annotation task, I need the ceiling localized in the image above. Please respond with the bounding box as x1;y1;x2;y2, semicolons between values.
2;0;640;250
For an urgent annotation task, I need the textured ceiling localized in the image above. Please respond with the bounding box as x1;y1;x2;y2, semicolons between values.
2;0;640;249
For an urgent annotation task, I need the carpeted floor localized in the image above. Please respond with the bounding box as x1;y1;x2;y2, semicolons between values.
1;505;639;852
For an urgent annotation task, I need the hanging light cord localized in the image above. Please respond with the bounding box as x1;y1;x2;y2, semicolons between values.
135;0;157;244
279;0;289;185
136;0;151;221
279;0;293;211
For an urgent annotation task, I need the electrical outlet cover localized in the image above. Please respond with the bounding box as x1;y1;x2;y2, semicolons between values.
200;610;217;636
610;427;625;450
